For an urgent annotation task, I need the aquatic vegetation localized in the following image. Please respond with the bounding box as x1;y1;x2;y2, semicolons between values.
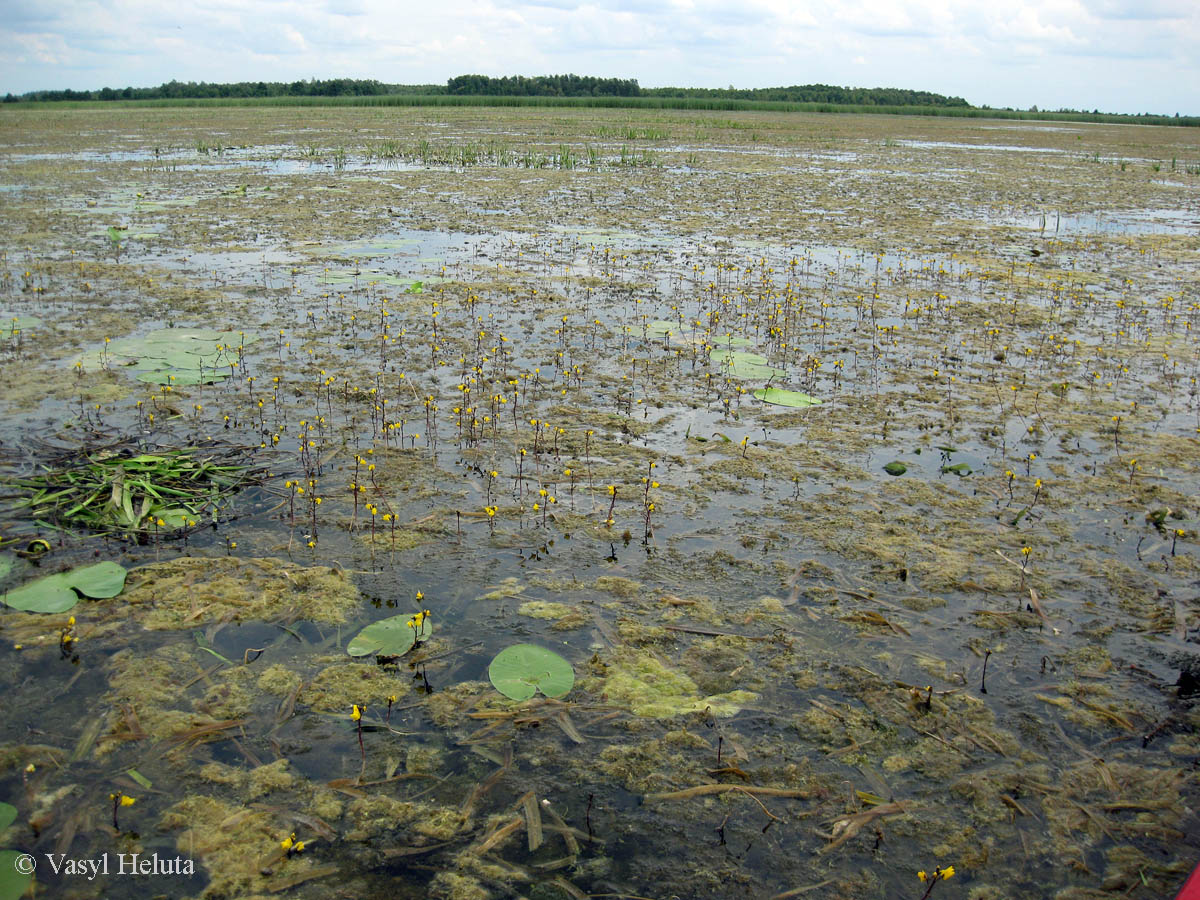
77;327;258;385
347;608;433;657
1;560;125;613
487;643;574;700
584;647;757;717
0;851;31;900
114;556;360;628
753;386;822;408
1;104;1198;900
8;446;265;538
0;802;31;900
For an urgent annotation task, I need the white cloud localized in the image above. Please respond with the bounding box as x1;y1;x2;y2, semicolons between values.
0;0;1195;112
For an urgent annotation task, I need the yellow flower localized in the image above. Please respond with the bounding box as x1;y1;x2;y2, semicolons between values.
918;871;927;882
351;705;362;721
281;834;295;851
120;795;137;807
940;865;955;880
416;591;424;601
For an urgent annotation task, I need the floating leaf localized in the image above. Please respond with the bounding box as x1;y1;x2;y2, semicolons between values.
3;572;78;613
709;334;754;348
0;556;11;581
0;801;16;830
347;613;432;657
76;328;256;379
4;315;42;336
0;851;32;900
713;350;787;379
752;388;822;408
941;462;972;476
69;561;128;598
136;369;229;385
488;644;574;701
2;561;127;613
883;461;907;476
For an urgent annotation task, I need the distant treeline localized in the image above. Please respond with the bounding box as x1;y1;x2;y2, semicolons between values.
4;75;1195;122
7;74;964;107
4;78;444;103
643;84;969;107
446;74;640;97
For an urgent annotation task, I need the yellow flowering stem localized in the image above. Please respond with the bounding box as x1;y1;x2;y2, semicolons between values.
352;704;366;778
917;864;955;900
605;485;618;525
110;792;135;830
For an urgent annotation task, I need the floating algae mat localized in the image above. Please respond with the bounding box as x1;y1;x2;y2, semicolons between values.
0;105;1197;900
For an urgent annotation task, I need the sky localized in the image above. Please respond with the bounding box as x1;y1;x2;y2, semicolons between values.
1;0;1197;114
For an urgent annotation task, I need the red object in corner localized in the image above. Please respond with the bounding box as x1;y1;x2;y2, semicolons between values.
1177;862;1200;900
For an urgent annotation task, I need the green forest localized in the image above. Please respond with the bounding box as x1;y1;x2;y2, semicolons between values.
7;74;966;108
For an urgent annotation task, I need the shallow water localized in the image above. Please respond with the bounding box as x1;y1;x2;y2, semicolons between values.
0;105;1198;900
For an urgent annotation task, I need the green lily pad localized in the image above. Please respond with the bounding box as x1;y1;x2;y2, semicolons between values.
0;801;16;830
347;612;432;657
883;461;907;476
941;462;972;476
713;350;787;379
488;643;574;701
76;328;255;377
5;315;42;336
136;369;229;386
0;850;32;900
69;561;128;598
752;387;822;408
0;556;12;581
2;561;127;612
3;572;79;613
709;334;754;348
